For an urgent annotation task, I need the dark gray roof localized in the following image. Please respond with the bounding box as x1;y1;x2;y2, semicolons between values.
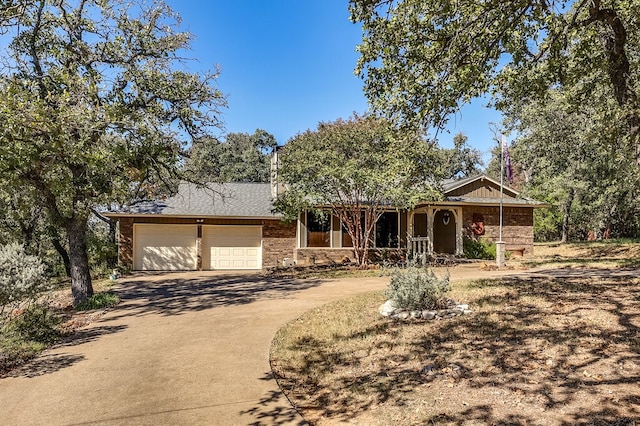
114;182;279;218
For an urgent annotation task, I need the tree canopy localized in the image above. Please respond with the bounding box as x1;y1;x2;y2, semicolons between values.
0;0;225;305
350;0;640;165
185;129;277;183
275;114;443;266
441;133;483;179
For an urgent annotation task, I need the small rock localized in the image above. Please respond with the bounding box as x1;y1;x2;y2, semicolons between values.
456;304;469;310
463;309;473;315
422;311;436;320
410;310;422;319
379;300;397;317
422;365;435;375
397;311;410;320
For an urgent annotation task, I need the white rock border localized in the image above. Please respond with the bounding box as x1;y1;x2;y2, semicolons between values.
379;299;472;321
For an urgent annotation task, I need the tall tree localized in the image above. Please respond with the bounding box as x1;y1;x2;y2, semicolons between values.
506;85;640;241
441;133;483;179
274;115;443;266
186;129;277;183
0;0;225;305
350;0;640;166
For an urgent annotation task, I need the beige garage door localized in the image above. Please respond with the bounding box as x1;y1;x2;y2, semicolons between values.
202;225;262;270
134;224;197;271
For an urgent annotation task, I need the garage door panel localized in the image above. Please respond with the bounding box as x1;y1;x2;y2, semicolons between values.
203;226;262;270
134;224;197;271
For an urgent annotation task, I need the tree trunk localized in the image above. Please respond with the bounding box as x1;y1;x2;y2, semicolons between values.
51;237;71;277
66;217;94;306
561;187;574;243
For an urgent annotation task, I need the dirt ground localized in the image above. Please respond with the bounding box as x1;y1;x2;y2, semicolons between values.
271;244;640;425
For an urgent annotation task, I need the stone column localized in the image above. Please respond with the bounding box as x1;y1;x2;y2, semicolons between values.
496;241;506;267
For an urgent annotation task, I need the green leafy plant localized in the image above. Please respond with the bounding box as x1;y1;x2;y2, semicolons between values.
4;303;62;344
75;292;120;311
0;243;51;320
463;237;496;260
386;267;450;310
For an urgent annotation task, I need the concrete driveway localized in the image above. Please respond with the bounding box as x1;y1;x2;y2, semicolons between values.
0;265;547;425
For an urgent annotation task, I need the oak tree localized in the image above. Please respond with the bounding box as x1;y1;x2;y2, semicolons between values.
0;0;225;305
350;0;640;166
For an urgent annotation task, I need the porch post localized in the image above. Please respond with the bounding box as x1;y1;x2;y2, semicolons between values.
407;210;414;241
427;208;434;255
453;208;464;256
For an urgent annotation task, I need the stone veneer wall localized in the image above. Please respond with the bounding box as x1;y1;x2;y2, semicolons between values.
461;206;534;255
295;248;356;265
295;248;406;265
261;220;297;268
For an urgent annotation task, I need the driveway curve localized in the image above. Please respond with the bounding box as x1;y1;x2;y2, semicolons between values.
0;265;605;425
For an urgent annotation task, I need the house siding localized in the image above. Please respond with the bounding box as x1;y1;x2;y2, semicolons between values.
448;179;518;199
461;206;534;255
262;220;297;267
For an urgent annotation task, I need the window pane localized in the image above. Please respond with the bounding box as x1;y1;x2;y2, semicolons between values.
376;212;398;248
307;212;330;247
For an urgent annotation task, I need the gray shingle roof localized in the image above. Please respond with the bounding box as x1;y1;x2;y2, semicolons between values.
116;182;279;218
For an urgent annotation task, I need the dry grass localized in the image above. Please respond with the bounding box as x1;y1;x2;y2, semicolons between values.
271;247;640;425
526;242;640;268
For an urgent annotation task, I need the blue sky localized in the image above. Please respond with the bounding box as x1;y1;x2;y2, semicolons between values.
167;0;503;163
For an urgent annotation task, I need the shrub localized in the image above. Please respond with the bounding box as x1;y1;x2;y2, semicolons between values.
3;303;62;344
386;267;450;310
463;237;496;260
0;243;51;320
75;292;120;311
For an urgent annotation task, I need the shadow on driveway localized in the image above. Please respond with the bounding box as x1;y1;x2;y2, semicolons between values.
109;271;326;318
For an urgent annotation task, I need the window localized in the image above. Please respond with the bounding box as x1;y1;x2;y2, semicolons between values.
307;211;330;247
376;212;399;248
342;223;353;247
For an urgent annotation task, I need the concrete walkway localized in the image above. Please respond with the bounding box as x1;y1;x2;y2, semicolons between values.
0;265;562;425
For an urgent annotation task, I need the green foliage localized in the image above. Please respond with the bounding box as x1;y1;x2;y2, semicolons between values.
75;292;120;311
442;133;483;179
463;238;496;260
1;303;63;372
87;221;117;278
505;86;640;241
0;243;50;318
186;129;277;183
3;304;62;345
386;267;451;311
0;0;226;305
533;206;563;242
350;0;640;165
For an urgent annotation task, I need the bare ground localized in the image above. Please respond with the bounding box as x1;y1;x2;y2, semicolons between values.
271;244;640;425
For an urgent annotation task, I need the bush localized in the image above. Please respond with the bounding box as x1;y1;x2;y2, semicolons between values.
3;303;62;344
0;243;51;320
1;303;63;372
463;237;496;260
75;292;120;311
386;267;450;310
